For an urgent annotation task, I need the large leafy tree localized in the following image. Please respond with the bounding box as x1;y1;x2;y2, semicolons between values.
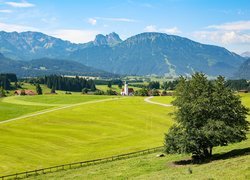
165;73;249;159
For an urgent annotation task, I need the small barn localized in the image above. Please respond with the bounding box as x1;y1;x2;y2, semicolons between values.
14;90;37;96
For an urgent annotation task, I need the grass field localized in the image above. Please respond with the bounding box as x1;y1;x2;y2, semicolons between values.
0;95;174;175
26;93;250;179
0;93;249;178
27;134;250;180
0;95;110;122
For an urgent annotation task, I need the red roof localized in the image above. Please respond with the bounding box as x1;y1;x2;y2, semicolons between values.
121;88;134;93
14;90;37;95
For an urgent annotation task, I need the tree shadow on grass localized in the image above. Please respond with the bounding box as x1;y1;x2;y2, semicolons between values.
173;147;250;165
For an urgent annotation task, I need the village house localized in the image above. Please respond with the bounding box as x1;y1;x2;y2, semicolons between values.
14;90;37;96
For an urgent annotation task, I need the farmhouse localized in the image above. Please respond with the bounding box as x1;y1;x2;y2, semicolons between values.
121;82;134;96
14;90;37;96
238;89;248;93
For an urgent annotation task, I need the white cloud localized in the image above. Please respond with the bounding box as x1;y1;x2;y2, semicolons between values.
193;30;250;45
144;25;157;32
0;22;37;32
160;27;182;34
50;29;100;43
0;9;12;13
88;18;97;25
192;21;250;46
95;17;136;22
207;21;250;31
144;25;181;35
5;1;35;8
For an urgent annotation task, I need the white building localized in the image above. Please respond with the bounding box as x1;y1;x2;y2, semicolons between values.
121;81;134;96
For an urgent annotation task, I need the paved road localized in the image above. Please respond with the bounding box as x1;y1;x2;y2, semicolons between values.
0;97;122;124
144;96;173;107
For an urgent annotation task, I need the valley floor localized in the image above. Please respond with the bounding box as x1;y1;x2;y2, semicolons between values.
0;93;249;179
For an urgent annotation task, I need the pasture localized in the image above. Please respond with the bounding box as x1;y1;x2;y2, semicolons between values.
0;93;249;178
28;93;250;179
0;94;174;175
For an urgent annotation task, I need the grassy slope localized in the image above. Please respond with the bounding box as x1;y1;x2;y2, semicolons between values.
0;96;174;175
28;93;250;180
28;139;250;180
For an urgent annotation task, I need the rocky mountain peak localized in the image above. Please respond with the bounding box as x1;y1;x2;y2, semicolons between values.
93;32;122;46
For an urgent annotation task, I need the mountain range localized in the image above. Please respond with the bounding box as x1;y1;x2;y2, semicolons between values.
0;31;247;78
241;51;250;58
0;53;117;78
235;58;250;79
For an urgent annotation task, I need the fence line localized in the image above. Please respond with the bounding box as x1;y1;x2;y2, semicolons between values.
0;146;164;180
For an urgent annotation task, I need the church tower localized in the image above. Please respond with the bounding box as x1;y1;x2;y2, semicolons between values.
124;81;129;95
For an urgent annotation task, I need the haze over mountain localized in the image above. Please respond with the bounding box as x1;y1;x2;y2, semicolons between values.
0;53;116;77
235;58;250;79
0;31;245;77
241;51;250;58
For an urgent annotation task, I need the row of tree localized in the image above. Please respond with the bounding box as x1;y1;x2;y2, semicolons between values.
43;75;96;92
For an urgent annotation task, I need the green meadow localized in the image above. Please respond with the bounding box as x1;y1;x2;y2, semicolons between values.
0;95;174;175
0;93;249;179
28;135;250;180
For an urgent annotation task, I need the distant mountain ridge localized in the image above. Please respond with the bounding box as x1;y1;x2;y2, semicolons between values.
0;31;245;77
235;58;250;79
241;51;250;58
0;53;117;77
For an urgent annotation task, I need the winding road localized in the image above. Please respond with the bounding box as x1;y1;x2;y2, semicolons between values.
144;96;173;107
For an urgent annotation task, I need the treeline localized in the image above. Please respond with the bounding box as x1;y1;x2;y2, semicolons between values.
37;75;96;92
130;80;178;90
94;79;123;86
0;73;17;90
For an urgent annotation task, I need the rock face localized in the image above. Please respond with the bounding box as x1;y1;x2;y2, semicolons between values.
0;31;245;77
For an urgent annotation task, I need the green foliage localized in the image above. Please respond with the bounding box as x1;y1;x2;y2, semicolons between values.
162;80;178;90
51;86;56;94
134;88;149;96
107;81;112;88
106;89;117;95
36;84;43;95
148;81;160;89
0;76;11;90
148;89;160;96
94;90;105;95
165;73;249;159
0;73;17;82
0;87;6;97
118;82;123;89
82;88;89;94
44;75;96;92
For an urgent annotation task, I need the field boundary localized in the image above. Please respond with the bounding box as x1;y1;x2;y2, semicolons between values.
0;146;164;180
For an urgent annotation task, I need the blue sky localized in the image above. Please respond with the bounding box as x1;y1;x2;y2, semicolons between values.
0;0;250;53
